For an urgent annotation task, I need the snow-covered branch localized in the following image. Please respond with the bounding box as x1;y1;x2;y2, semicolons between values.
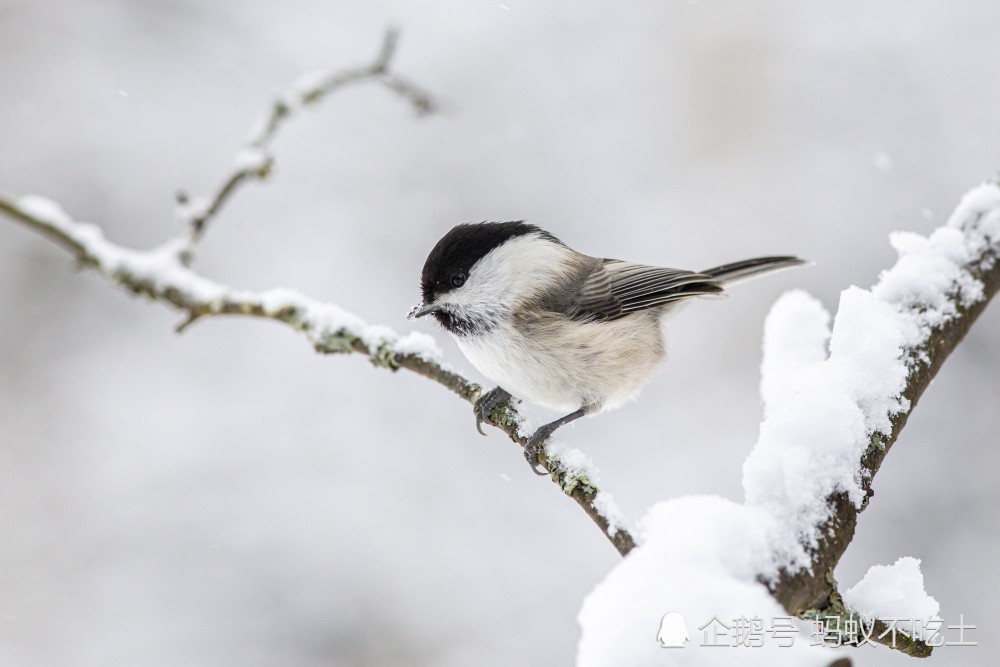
579;181;1000;664
0;191;634;555
758;183;1000;652
0;31;635;559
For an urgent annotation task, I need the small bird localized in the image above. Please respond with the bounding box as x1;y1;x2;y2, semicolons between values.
409;222;804;474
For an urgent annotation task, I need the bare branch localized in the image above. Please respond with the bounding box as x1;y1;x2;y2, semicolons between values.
178;27;437;252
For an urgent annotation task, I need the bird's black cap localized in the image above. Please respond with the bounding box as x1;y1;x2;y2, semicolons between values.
419;221;560;303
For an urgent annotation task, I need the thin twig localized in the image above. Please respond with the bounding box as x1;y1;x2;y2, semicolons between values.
178;27;437;253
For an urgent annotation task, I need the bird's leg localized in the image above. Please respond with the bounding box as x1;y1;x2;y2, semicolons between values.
524;408;587;475
474;386;512;435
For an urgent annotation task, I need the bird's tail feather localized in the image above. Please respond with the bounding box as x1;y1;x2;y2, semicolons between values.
701;256;807;287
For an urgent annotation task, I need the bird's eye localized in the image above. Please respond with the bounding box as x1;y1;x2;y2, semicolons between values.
450;273;466;288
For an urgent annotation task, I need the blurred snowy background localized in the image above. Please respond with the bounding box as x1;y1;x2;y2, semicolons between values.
1;1;998;665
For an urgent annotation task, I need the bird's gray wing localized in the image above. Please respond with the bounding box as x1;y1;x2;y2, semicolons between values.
565;259;722;322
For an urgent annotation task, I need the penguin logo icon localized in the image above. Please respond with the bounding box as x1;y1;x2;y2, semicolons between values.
657;612;690;648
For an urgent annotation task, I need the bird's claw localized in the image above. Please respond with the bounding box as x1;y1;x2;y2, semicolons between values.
473;387;512;436
473;387;563;475
523;429;552;476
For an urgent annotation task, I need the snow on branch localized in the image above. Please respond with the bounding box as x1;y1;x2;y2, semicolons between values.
759;184;1000;645
579;182;1000;663
0;30;634;560
175;28;436;251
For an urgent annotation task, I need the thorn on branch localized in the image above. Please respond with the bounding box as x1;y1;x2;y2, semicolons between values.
175;311;203;334
373;27;401;74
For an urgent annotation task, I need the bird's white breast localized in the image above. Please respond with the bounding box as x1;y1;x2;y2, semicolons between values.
455;310;668;414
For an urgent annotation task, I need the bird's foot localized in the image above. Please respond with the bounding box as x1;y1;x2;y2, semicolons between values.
521;407;588;476
473;386;512;436
523;427;554;476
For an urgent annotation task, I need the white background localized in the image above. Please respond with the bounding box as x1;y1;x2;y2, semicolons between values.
1;1;997;665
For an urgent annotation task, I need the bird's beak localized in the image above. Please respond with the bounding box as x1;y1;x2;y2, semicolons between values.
407;301;440;320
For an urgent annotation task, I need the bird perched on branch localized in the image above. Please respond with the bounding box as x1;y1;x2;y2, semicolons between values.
410;221;804;474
